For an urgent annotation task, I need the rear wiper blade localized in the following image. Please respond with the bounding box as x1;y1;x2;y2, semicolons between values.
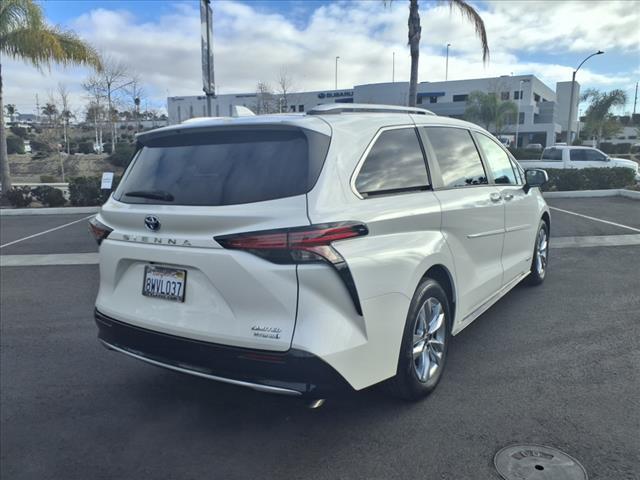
124;190;174;201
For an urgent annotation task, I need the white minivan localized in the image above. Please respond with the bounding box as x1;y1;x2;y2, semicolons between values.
90;104;550;400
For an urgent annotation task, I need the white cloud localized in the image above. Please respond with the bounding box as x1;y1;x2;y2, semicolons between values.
3;0;638;117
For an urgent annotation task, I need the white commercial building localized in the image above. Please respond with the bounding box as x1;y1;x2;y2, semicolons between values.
167;74;579;148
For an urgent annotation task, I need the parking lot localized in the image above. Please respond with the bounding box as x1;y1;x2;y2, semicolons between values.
1;197;639;479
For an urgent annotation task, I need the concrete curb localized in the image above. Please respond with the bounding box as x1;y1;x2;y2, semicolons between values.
0;206;99;216
543;189;640;199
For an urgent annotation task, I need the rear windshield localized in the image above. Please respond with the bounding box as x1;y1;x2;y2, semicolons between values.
114;128;330;206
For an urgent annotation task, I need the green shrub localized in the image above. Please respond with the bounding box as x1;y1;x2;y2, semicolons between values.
102;143;113;154
599;142;614;154
4;187;32;207
10;126;28;138
31;186;66;207
77;141;94;154
68;176;102;206
68;176;119;206
541;168;636;192
107;143;136;167
6;136;25;154
508;148;541;160
30;138;54;153
39;175;58;183
615;143;631;155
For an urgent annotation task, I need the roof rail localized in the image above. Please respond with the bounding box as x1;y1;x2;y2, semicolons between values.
307;103;435;116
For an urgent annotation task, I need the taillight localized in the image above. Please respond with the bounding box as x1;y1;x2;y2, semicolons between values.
88;217;113;245
215;222;368;265
215;222;368;315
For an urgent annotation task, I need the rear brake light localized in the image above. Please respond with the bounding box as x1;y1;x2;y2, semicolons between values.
88;217;113;245
215;222;368;265
215;222;368;315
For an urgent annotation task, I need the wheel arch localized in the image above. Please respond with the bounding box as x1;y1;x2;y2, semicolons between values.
541;210;551;234
421;264;456;329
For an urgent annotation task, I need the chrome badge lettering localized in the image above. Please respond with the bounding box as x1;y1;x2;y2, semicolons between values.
121;234;192;247
251;326;282;339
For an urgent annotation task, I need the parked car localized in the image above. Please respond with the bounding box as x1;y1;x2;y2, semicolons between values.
520;145;640;181
525;143;543;151
90;104;550;401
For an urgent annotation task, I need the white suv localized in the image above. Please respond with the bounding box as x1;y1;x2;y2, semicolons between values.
90;104;550;400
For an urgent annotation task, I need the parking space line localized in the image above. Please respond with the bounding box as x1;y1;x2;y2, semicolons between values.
549;206;640;233
551;234;640;249
0;253;99;267
0;215;94;249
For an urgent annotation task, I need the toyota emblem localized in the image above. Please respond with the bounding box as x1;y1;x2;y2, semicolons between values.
144;215;161;232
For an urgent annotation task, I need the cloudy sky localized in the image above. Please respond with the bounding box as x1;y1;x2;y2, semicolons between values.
3;0;639;117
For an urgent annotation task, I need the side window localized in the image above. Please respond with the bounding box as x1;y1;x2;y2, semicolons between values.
355;128;429;196
475;133;518;185
423;127;487;188
585;149;606;161
542;148;563;161
569;149;588;161
511;159;524;184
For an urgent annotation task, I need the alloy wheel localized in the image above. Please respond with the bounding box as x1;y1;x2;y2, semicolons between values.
412;297;446;383
536;227;548;276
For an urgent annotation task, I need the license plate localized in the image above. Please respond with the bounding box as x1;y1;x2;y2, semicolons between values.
142;266;187;302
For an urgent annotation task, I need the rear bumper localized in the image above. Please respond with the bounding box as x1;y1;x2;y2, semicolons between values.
95;310;352;397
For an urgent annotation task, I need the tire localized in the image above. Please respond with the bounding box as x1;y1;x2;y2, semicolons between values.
527;220;549;286
388;278;451;401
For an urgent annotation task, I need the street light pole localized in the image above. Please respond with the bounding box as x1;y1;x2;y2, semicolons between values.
566;50;604;144
392;52;395;83
445;43;451;81
335;56;340;90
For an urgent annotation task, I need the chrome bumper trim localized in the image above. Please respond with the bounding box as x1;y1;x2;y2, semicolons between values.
100;340;302;396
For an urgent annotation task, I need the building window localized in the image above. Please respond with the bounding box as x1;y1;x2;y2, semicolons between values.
519;112;525;124
203;105;206;116
290;105;296;112
452;94;468;102
215;104;220;116
189;105;193;118
177;106;182;123
298;105;304;112
534;93;541;102
417;96;423;105
430;96;438;104
501;92;510;101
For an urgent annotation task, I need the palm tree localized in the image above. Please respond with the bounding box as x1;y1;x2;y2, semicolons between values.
0;0;102;194
5;103;17;122
464;91;517;135
407;0;489;107
581;89;627;146
41;102;57;125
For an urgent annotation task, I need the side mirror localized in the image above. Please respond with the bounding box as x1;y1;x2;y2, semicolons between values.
524;169;548;193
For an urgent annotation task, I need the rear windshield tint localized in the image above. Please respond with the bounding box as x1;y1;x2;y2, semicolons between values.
114;128;329;206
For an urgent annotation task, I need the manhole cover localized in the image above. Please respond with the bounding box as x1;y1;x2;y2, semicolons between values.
494;444;587;480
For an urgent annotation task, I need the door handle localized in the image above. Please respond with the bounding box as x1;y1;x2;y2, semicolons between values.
503;193;514;201
490;192;502;203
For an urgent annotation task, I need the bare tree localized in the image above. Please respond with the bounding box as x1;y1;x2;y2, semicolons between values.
82;75;105;153
125;75;145;134
276;68;295;113
98;56;132;153
254;82;276;115
57;83;73;156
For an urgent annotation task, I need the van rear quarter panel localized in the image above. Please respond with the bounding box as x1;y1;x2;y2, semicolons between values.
301;119;458;389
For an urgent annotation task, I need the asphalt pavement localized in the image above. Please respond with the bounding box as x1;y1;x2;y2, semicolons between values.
1;197;639;480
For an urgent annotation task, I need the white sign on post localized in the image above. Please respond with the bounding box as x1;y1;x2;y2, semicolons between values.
101;172;114;190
